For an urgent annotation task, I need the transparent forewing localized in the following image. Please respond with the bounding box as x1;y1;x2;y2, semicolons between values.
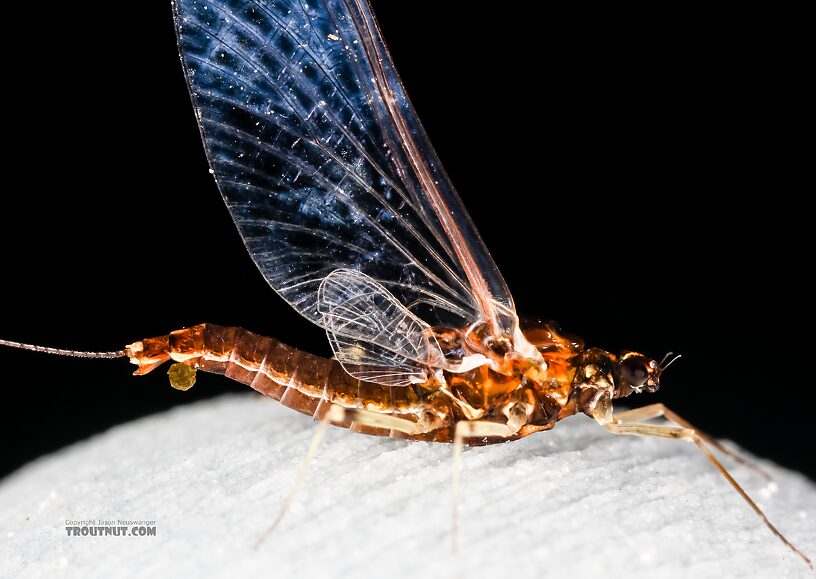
173;0;517;357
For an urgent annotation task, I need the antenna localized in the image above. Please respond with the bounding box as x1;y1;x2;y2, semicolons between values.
660;352;682;372
0;338;126;359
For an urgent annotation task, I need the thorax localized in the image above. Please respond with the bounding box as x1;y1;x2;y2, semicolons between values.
418;322;587;432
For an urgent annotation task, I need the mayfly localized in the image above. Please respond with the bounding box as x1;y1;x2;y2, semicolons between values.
1;0;810;567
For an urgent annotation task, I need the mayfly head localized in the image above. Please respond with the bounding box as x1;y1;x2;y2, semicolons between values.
569;348;664;424
613;351;662;397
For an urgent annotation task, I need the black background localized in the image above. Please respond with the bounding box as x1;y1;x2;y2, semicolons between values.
0;3;809;479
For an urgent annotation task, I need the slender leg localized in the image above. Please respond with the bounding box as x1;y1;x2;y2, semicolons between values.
452;420;518;553
613;403;770;480
342;407;432;435
255;404;424;549
254;405;341;549
607;418;812;569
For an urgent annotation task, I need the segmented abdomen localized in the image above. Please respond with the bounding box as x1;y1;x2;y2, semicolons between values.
126;324;453;441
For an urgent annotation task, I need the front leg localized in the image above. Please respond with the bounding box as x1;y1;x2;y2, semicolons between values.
606;406;811;568
612;403;769;478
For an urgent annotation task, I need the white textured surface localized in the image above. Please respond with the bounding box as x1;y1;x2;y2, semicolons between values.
1;394;813;579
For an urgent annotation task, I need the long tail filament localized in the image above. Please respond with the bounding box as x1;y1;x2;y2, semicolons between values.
0;338;126;359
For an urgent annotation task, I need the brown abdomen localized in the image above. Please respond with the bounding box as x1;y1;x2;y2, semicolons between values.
126;324;446;441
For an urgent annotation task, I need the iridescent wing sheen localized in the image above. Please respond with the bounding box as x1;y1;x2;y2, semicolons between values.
173;0;517;378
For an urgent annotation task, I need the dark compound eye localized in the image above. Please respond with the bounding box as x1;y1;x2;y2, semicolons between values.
620;356;650;387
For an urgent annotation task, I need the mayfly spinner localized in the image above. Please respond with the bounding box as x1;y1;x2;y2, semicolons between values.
1;0;810;567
